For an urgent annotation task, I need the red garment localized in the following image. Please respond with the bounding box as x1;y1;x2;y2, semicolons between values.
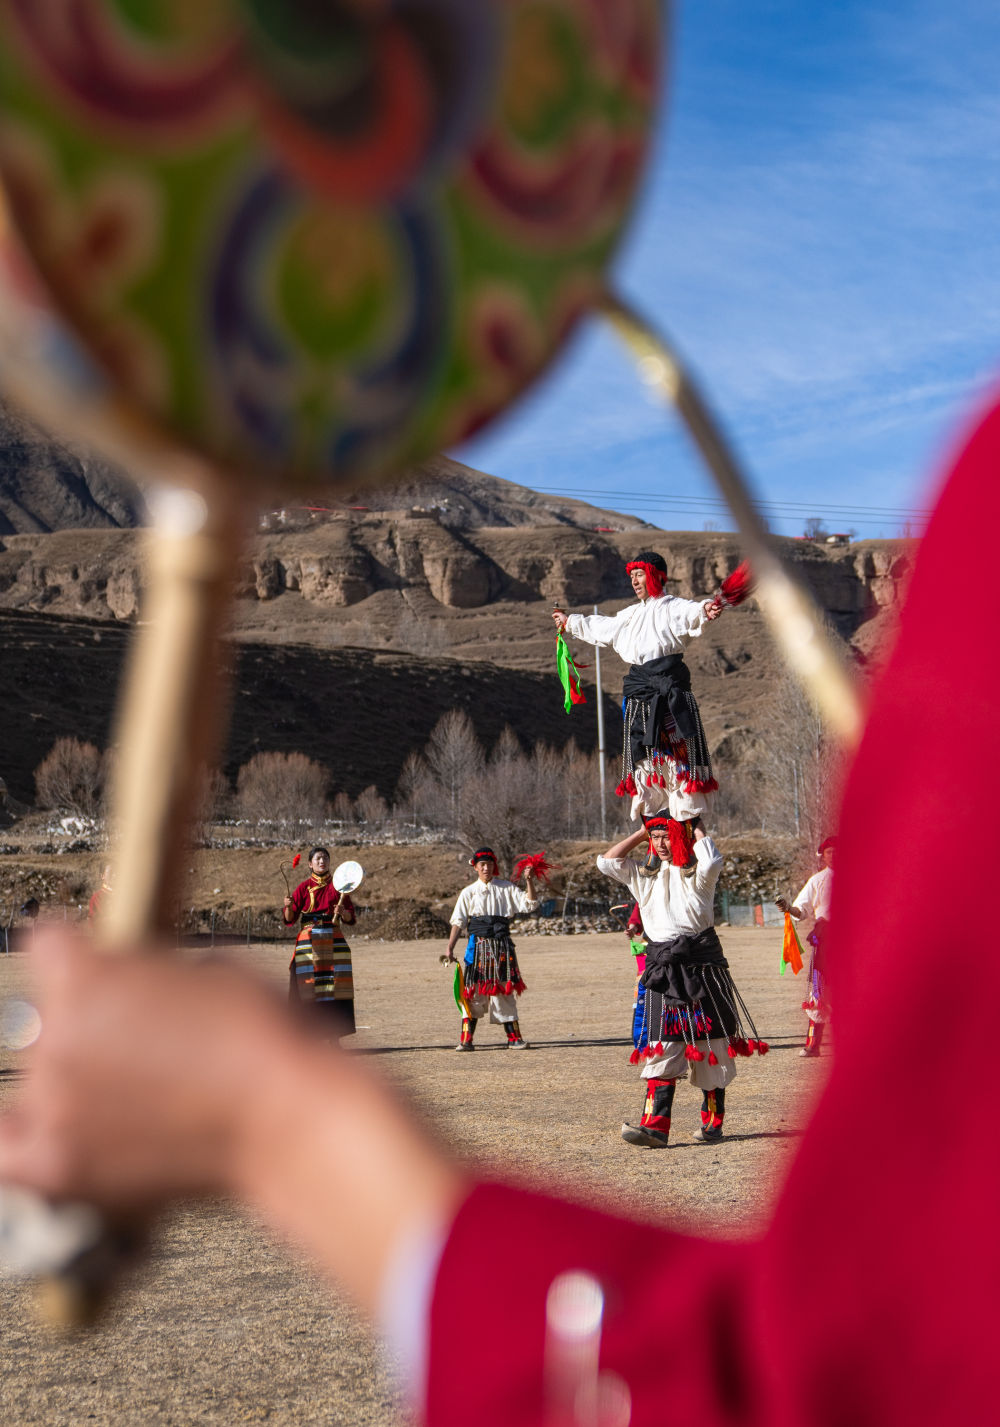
284;877;354;970
87;888;106;921
283;877;354;926
427;394;1000;1427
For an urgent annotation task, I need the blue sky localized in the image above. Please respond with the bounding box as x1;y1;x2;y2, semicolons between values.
456;0;1000;538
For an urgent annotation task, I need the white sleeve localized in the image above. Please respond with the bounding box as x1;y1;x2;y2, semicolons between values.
564;610;622;647
596;854;642;897
376;1211;451;1408
653;595;710;643
792;876;816;920
693;837;723;896
449;888;470;930
510;884;540;914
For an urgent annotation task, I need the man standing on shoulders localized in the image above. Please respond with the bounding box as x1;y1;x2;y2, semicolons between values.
446;848;539;1051
777;836;835;1057
598;815;766;1147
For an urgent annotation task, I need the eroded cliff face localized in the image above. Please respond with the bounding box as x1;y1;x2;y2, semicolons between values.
0;516;914;668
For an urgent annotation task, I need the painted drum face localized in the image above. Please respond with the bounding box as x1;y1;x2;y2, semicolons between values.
0;0;660;492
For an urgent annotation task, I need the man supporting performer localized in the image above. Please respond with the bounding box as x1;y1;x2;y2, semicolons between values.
446;847;540;1051
777;836;835;1057
553;551;745;823
282;846;356;1039
598;815;766;1146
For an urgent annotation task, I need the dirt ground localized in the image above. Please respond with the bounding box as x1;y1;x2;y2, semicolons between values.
0;926;828;1425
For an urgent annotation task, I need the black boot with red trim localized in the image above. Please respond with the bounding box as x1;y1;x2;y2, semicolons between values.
621;1077;675;1147
693;1086;726;1142
455;1017;477;1052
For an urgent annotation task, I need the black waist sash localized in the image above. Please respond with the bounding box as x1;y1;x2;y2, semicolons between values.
468;915;512;940
640;926;726;1004
622;653;695;762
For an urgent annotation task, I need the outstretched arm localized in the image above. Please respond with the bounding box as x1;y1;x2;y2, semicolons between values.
0;934;467;1321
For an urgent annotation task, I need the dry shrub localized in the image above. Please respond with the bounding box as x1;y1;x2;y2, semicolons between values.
363;898;449;940
235;751;329;821
34;737;105;815
354;784;388;828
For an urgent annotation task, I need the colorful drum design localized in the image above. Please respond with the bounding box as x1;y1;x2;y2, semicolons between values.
0;1;661;492
292;917;355;1037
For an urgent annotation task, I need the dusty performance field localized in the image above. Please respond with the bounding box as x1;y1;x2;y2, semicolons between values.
0;928;828;1426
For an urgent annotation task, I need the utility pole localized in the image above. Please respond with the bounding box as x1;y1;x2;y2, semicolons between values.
594;605;607;839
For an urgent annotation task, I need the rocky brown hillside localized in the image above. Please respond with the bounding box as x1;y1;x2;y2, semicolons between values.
0;448;913;824
0;518;911;668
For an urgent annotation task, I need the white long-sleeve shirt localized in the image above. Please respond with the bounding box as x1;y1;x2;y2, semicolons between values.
596;837;722;942
449;878;538;929
792;866;833;923
564;595;710;667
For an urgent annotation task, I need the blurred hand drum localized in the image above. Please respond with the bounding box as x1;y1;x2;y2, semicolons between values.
0;0;660;490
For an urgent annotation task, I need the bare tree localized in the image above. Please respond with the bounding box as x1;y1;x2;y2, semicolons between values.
330;791;355;825
393;750;437;829
34;738;105;815
235;751;329;821
190;766;230;846
354;784;389;829
424;710;482;829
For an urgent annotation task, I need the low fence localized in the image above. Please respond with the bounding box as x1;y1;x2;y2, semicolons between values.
0;892;787;953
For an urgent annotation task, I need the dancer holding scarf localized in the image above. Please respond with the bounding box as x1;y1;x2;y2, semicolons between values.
777;836;835;1057
598;814;765;1147
282;846;357;1038
553;551;750;823
445;848;540;1051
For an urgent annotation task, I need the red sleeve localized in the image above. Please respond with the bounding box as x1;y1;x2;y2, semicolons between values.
427;1183;758;1427
426;391;1000;1427
284;881;308;924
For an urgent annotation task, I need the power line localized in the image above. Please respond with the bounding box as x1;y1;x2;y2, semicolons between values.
530;483;931;519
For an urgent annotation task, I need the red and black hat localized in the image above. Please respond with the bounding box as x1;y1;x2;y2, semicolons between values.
470;847;499;872
625;550;667;598
643;814;696;867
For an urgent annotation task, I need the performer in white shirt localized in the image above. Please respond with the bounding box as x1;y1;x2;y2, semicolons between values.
598;814;766;1146
777;836;835;1057
552;551;726;824
445;848;540;1050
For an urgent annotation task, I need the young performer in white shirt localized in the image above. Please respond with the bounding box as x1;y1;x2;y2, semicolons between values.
777;836;835;1057
445;847;540;1050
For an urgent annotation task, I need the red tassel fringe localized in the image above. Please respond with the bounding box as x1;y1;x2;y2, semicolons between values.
512;852;556;884
629;1048;642;1065
708;1051;718;1066
757;1040;770;1055
682;775;719;795
720;560;754;607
